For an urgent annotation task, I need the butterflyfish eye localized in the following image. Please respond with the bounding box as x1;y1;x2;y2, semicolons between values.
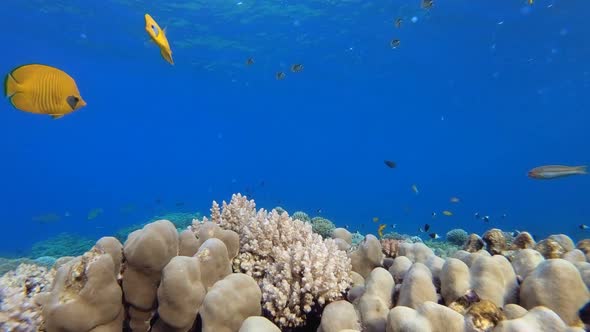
151;25;159;36
66;96;79;110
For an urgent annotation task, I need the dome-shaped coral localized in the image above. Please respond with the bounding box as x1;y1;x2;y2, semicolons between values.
446;229;469;246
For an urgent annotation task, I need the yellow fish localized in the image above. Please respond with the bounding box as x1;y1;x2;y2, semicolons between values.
4;64;86;119
378;224;386;238
145;14;173;65
442;210;453;216
372;216;379;223
450;197;460;203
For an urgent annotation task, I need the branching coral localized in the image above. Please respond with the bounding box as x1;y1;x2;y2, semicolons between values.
195;194;352;329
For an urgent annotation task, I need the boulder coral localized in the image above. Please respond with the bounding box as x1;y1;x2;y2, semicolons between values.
3;197;590;332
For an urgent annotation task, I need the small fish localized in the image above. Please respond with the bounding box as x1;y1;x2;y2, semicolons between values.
421;0;433;9
373;217;380;223
384;160;397;168
291;64;303;72
501;213;507;219
316;208;322;214
411;184;419;194
474;212;481;219
145;14;173;65
155;198;162;204
4;64;86;119
580;224;589;230
442;210;453;216
378;224;387;238
87;208;104;220
429;233;440;239
391;224;397;229
390;39;401;49
450;197;460;203
528;0;533;4
431;212;437;218
361;223;365;228
345;224;349;229
276;72;286;80
394;18;403;28
482;215;490;223
528;165;587;180
175;202;185;207
246;57;254;65
420;224;430;232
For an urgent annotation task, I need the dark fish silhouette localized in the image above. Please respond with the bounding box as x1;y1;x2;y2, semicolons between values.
420;224;430;232
384;160;396;168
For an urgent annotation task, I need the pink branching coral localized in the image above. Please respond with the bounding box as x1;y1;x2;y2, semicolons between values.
191;193;352;329
381;239;402;258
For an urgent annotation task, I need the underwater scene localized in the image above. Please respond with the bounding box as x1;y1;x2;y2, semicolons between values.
1;0;590;331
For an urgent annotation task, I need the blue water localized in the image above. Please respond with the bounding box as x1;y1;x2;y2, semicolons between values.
1;0;589;256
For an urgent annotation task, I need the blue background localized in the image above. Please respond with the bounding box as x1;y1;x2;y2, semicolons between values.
1;0;589;255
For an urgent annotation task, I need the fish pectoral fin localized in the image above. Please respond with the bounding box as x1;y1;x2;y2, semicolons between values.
51;114;64;119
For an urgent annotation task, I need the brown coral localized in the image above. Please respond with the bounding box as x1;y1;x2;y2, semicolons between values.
381;239;402;258
463;234;484;253
534;238;566;259
510;232;535;250
482;229;507;255
464;299;506;331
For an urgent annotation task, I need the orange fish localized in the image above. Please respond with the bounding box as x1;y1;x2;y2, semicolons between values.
4;64;86;119
145;14;173;65
528;165;587;179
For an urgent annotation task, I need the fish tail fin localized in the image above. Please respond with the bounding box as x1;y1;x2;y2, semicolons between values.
577;165;588;174
160;49;174;65
4;72;19;97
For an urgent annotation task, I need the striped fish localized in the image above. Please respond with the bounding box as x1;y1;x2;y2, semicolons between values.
4;64;86;119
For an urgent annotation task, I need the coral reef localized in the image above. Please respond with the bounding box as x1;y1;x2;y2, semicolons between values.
446;228;469;246
3;195;590;332
193;194;352;328
29;233;95;258
0;264;55;331
310;216;336;238
291;211;310;223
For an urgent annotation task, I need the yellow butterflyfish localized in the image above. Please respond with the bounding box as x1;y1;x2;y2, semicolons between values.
145;14;174;65
378;224;387;238
4;64;86;119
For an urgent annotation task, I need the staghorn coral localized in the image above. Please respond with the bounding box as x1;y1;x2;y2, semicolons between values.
195;193;352;329
446;229;469;246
